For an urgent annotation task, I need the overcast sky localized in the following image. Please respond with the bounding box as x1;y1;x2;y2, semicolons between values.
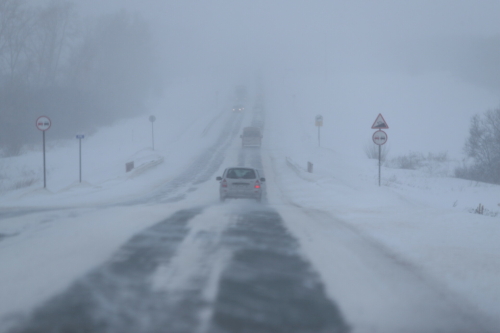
76;0;500;158
78;0;500;78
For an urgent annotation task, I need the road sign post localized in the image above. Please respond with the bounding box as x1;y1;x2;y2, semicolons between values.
372;130;388;186
43;131;46;187
76;135;85;182
36;116;51;188
149;115;156;150
315;115;323;147
371;114;389;187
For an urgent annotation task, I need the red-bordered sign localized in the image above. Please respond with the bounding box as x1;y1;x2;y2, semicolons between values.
36;116;51;131
371;113;389;129
372;130;388;145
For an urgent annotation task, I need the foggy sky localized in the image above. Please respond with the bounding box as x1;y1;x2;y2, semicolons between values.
77;0;500;158
79;0;500;80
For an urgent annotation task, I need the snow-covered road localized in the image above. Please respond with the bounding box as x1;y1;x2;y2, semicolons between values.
1;102;499;333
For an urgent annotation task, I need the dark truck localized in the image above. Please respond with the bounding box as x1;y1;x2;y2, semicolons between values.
240;127;262;147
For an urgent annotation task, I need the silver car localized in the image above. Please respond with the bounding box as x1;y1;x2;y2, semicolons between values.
216;167;265;202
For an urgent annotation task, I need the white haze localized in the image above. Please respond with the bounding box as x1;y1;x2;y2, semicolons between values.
77;0;500;159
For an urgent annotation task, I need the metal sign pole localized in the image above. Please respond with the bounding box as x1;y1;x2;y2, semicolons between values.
378;144;381;187
43;131;46;188
371;114;389;187
149;115;156;151
36;116;51;188
318;126;321;147
76;135;85;182
79;138;82;183
315;115;323;147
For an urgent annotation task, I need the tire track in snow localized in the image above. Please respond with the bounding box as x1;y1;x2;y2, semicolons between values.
208;122;349;332
7;208;203;333
207;206;350;333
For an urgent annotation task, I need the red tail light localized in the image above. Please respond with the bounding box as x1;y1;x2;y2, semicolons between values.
254;181;261;189
221;179;227;187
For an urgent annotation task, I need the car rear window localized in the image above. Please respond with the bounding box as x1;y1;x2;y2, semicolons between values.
226;168;256;179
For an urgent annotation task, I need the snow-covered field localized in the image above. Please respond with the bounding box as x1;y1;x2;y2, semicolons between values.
0;82;499;332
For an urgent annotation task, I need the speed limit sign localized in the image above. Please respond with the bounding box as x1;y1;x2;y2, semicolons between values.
36;116;51;131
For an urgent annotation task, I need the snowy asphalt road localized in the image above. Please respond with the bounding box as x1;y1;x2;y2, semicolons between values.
2;111;495;333
8;206;348;333
7;128;350;333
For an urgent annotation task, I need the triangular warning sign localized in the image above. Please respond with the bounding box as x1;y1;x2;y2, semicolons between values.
371;113;389;129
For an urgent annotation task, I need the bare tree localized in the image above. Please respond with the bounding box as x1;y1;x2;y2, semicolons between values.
457;108;500;183
0;0;32;84
0;2;160;156
27;0;76;86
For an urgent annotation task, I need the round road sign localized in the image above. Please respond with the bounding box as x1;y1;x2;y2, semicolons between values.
149;115;156;122
372;130;388;145
36;116;51;131
315;115;323;126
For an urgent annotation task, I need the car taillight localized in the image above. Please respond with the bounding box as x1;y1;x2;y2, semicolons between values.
254;181;261;189
221;179;227;187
